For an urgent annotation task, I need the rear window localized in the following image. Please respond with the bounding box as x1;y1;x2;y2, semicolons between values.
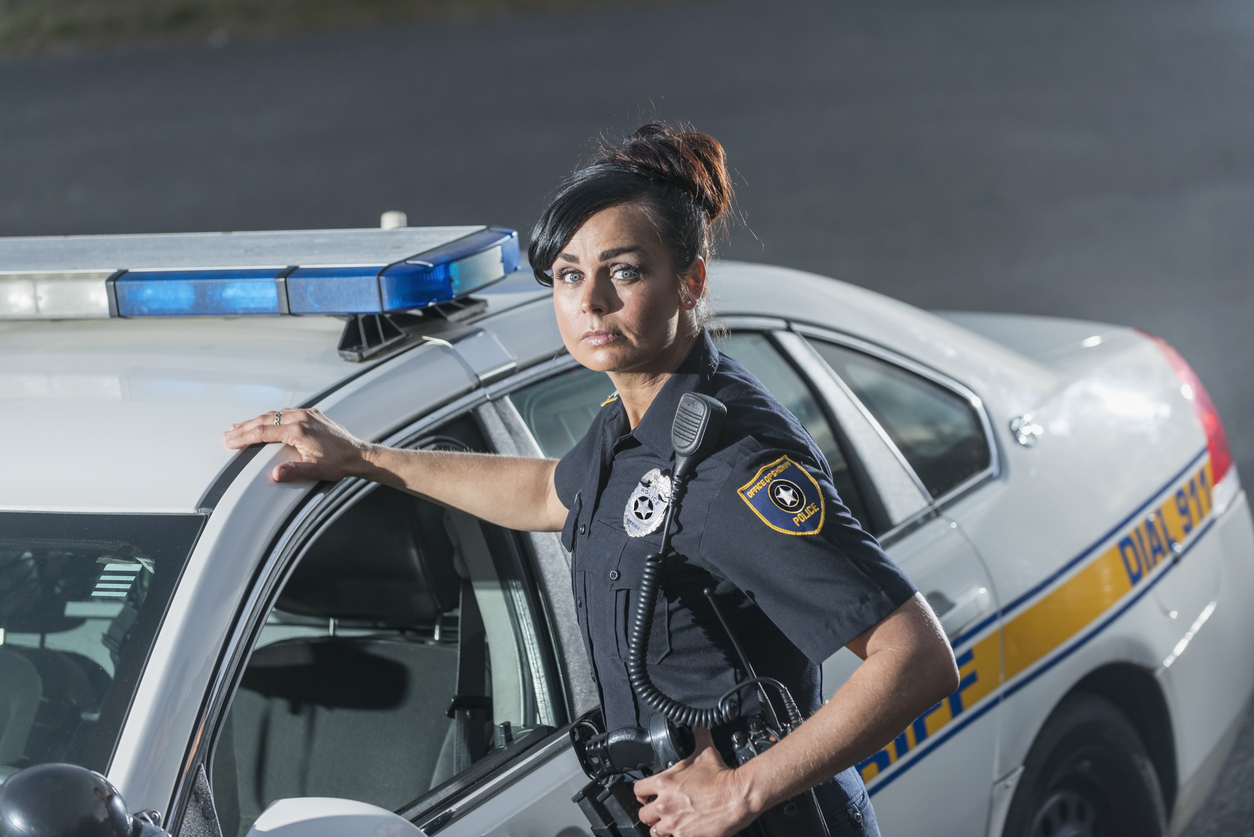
809;341;991;499
0;513;204;781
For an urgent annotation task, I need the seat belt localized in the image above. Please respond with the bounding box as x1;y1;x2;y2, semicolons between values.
445;577;490;773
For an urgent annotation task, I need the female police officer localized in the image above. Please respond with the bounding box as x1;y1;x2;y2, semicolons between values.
224;124;958;837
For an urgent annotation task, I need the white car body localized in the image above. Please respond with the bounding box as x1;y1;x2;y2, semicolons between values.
0;229;1250;837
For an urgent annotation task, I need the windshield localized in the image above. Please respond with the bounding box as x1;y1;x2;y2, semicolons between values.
0;512;204;782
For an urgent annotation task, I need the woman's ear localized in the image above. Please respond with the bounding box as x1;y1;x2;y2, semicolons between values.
680;257;707;309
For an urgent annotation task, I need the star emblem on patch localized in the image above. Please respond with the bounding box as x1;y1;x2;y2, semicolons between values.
738;456;825;535
770;480;804;512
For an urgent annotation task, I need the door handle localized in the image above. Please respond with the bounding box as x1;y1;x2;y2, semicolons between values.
927;586;992;640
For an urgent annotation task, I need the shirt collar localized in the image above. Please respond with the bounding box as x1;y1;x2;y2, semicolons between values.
628;332;721;460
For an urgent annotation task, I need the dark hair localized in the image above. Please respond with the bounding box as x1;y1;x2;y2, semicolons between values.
528;124;734;301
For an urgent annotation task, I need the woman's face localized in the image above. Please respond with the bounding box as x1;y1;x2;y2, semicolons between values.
550;203;702;376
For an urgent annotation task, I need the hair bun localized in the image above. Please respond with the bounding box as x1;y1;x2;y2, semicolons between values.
598;123;734;224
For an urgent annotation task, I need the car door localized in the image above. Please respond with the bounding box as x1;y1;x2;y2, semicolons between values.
780;326;1004;837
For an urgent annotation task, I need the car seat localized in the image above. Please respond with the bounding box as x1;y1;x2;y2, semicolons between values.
214;486;474;837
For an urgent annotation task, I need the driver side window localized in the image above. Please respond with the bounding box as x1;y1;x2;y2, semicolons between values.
209;416;556;837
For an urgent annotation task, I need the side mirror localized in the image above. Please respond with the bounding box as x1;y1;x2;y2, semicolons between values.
0;763;171;837
244;798;428;837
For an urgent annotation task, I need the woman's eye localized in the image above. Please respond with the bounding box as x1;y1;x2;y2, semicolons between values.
612;265;641;281
557;270;582;284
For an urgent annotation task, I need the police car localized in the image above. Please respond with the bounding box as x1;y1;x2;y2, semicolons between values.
0;221;1250;837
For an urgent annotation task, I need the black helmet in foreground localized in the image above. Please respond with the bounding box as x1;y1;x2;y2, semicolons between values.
0;763;132;837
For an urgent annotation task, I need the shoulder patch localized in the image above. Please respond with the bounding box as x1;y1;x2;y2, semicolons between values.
737;455;825;536
601;391;620;406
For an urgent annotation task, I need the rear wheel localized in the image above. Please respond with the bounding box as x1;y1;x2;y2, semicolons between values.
1004;693;1167;837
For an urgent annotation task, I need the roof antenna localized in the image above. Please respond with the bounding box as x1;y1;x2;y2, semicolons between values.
380;211;407;230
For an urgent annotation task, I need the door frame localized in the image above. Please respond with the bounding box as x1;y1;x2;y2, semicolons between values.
167;379;579;833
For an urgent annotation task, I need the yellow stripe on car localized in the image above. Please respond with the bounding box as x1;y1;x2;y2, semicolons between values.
858;455;1215;786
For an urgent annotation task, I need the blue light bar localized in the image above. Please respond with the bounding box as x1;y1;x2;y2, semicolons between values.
380;228;520;310
287;227;520;315
116;268;282;317
0;226;519;319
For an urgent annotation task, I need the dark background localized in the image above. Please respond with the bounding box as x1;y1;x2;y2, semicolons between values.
2;1;1251;832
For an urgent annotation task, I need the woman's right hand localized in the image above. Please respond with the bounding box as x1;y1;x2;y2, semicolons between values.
223;408;375;483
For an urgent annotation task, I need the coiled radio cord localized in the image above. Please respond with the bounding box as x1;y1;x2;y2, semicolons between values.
625;474;740;729
625;473;805;731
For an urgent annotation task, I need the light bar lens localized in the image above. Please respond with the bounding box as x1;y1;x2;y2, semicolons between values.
0;272;113;319
380;227;520;312
287;227;521;314
0;226;518;319
116;269;282;317
286;266;380;315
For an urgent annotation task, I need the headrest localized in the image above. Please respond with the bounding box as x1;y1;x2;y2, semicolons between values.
277;487;461;625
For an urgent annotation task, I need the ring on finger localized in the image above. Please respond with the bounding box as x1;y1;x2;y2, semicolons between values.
273;411;282;426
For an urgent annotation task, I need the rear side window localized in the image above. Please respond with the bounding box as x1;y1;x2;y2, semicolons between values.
809;341;990;499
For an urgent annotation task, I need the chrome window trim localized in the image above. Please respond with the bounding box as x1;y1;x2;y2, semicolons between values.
717;314;791;331
476;398;599;718
407;725;577;833
484;352;581;401
787;322;1002;515
472;401;558;728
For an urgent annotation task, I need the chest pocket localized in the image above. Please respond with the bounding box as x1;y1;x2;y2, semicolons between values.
611;532;672;666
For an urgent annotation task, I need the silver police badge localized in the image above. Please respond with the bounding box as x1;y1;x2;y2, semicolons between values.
624;468;672;538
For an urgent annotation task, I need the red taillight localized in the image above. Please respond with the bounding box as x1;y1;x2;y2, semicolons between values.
1141;330;1233;483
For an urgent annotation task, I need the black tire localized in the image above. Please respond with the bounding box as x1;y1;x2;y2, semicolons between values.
1003;693;1168;837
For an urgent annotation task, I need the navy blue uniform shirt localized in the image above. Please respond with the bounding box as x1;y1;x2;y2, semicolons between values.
554;333;916;834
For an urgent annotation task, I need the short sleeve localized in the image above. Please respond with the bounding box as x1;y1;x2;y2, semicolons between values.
698;448;916;664
553;402;617;509
553;428;596;509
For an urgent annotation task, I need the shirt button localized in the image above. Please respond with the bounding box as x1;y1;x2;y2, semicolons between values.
609;570;620;581
576;598;583;607
579;524;587;535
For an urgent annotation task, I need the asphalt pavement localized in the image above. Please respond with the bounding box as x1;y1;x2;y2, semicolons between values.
2;0;1252;832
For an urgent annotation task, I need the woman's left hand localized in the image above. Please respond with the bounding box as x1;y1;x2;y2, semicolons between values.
634;728;756;837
